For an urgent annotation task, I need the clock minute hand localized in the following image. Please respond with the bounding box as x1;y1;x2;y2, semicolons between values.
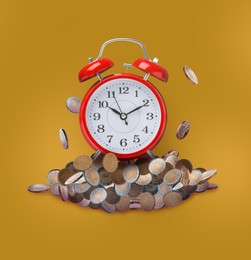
126;104;146;115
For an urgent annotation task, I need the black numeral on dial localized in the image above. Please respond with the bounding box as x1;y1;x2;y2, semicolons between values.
120;138;127;147
93;113;101;120
142;126;148;133
143;99;149;106
97;124;105;133
146;113;153;120
133;135;140;143
98;101;108;108
119;87;129;94
107;135;113;143
107;91;115;98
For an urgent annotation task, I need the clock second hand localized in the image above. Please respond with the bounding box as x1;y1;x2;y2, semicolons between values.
113;94;128;126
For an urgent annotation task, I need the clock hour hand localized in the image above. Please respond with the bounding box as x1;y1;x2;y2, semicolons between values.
113;95;128;126
108;106;121;116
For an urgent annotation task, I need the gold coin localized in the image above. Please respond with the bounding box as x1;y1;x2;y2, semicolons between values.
163;169;182;186
102;153;118;173
116;195;130;212
123;165;139;183
115;182;131;196
175;159;193;172
194;167;206;173
181;165;190;186
158;163;174;179
106;187;121;204
98;167;112;186
158;182;171;196
148;158;166;175
110;165;126;185
136;173;152;186
85;167;100;186
135;157;150;175
58;168;75;186
73;155;92;171
163;192;183;207
140;192;155;211
128;183;143;197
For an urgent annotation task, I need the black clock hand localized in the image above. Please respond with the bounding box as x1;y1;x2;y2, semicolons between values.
126;103;147;115
108;106;121;116
113;95;128;126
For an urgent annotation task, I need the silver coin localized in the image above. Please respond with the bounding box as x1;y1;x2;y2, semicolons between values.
148;158;166;175
164;155;178;167
154;192;165;209
28;184;49;193
59;128;68;149
173;182;184;191
47;169;60;185
163;169;182;186
136;173;152;185
183;65;199;84
74;175;86;184
90;188;107;204
115;182;131;196
176;121;190;140
66;184;76;196
78;197;90;207
66;96;81;113
208;183;218;189
196;182;209;193
200;169;217;182
74;182;91;193
59;185;68;201
123;165;139;183
49;184;60;196
189;170;202;185
158;182;172;196
64;171;83;185
102;200;116;213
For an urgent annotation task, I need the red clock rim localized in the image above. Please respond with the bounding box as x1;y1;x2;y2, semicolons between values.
79;73;167;160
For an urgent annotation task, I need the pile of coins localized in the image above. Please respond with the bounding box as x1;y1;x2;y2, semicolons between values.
28;150;218;213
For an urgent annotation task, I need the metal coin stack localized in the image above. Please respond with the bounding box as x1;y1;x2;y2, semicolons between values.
44;150;218;213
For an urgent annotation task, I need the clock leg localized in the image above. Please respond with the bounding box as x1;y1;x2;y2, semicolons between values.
146;150;156;160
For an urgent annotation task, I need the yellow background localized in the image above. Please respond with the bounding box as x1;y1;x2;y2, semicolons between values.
1;0;250;259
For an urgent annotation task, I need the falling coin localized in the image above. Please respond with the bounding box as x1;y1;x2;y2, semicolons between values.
116;195;130;212
47;169;60;185
99;167;113;186
154;192;165;210
163;169;182;186
183;65;199;85
106;187;121;204
123;165;139;183
135;157;150;175
176;121;190;140
65;171;83;185
176;159;193;173
102;153;118;173
148;158;166;175
115;182;131;196
66;96;81;114
102;200;116;213
59;128;69;149
136;173;152;186
140;192;155;211
90;188;107;204
28;184;49;193
85;167;100;186
73;155;92;171
58;168;75;186
163;192;183;207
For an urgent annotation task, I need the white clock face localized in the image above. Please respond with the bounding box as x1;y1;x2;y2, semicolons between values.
85;78;163;154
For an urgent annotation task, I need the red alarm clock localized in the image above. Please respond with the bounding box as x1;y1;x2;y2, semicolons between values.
78;38;168;160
